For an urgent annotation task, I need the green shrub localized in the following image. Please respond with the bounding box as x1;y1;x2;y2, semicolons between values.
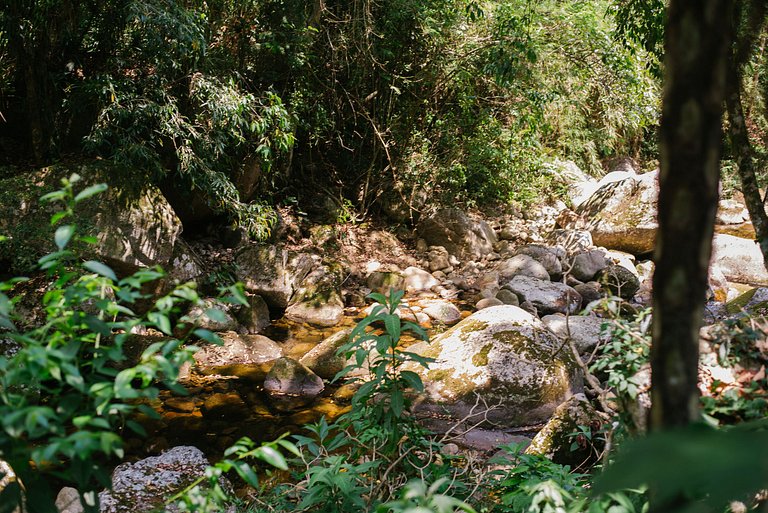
0;175;232;512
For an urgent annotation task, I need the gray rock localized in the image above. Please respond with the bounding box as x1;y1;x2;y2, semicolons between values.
506;275;582;315
56;488;83;513
570;250;608;282
366;271;405;295
541;314;607;354
498;254;550;281
597;264;641;300
711;234;768;285
476;297;504;310
403;266;440;292
526;394;604;467
184;298;239;332
495;289;520;306
417;208;496;260
238;294;271;334
193;332;282;381
285;266;345;327
421;300;462;325
574;281;604;305
235;245;315;308
514;245;563;279
99;446;225;513
264;357;325;411
407;306;582;428
576;170;658;255
299;329;352;379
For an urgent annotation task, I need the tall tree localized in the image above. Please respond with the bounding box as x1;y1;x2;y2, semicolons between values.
650;0;729;430
725;1;768;269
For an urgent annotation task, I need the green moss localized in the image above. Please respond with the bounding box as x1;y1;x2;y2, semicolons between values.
472;343;493;367
726;288;758;315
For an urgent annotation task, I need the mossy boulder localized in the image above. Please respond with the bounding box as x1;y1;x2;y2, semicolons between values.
576;170;658;255
0;164;181;275
235;244;315;308
526;394;604;467
407;305;582;428
417;208;496;260
285;265;345;327
264;357;325;411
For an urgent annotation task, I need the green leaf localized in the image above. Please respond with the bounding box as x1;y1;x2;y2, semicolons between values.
399;370;424;392
148;312;172;335
54;225;74;250
74;183;108;203
232;460;260;487
193;329;221;344
40;190;66;203
390;389;404;417
594;422;768;510
82;261;117;281
257;446;288;470
384;314;401;342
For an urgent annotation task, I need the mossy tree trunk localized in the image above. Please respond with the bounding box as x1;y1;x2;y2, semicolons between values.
726;1;768;270
651;0;729;432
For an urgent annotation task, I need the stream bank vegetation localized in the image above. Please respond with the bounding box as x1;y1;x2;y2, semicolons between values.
1;179;767;512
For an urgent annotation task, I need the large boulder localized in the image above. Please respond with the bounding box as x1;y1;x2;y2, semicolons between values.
407;305;582;428
505;275;582;315
285;266;345;327
541;314;607;354
92;186;181;275
597;264;641;300
576;170;658;255
264;357;325;411
99;446;226;513
299;329;352;379
525;394;604;467
192;332;282;381
417;208;496;260
235;245;315;308
0;165;180;275
711;234;768;285
498;254;550;281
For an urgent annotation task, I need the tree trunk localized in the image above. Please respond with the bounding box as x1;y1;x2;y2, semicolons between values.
726;1;768;271
650;0;729;431
726;61;768;268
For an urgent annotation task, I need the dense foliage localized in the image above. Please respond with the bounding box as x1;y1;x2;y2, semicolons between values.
0;0;658;234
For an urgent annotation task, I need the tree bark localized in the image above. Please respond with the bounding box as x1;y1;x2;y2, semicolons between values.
650;0;729;431
726;1;768;271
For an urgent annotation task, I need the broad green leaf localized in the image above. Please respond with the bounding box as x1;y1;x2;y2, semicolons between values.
148;312;171;335
232;460;260;487
257;446;288;470
193;329;221;344
399;370;424;392
54;225;74;250
82;261;117;281
74;183;108;203
384;313;401;341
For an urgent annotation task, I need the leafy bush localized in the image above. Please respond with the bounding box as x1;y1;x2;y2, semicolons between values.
0;175;229;512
